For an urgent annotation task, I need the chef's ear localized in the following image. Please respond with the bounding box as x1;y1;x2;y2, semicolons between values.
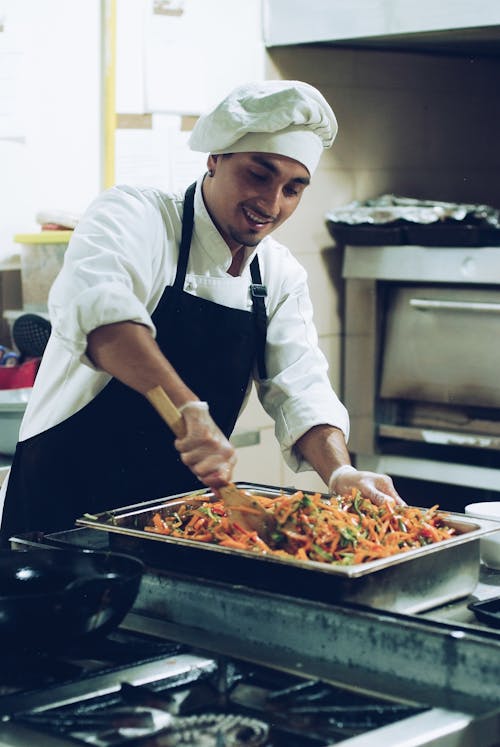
207;154;218;172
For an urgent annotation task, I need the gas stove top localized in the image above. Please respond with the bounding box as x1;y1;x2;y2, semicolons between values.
0;626;428;747
6;531;498;746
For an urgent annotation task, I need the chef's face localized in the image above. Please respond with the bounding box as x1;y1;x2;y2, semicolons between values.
202;152;310;251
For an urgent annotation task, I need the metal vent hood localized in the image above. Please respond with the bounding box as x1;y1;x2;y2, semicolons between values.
263;0;500;56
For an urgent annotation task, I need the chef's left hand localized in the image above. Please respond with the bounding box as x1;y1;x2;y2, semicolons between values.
329;465;406;506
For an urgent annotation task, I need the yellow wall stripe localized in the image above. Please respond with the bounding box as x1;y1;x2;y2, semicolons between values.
102;0;117;189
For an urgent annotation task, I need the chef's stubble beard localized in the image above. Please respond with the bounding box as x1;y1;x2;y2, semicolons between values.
228;225;264;249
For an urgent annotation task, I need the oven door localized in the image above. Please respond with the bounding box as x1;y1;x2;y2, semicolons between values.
380;284;500;408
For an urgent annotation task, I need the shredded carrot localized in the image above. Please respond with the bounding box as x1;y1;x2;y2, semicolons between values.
153;513;168;532
143;491;455;566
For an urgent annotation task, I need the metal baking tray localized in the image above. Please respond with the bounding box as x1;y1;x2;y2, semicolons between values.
76;483;499;614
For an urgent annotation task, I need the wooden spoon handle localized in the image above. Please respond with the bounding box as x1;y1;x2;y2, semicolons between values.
145;385;185;438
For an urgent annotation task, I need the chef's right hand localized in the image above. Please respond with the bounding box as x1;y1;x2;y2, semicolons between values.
175;401;236;489
330;465;405;507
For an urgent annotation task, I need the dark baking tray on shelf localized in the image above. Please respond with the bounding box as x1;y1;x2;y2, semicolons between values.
326;220;500;247
404;223;481;247
468;596;500;628
75;482;498;615
326;221;405;245
479;227;500;246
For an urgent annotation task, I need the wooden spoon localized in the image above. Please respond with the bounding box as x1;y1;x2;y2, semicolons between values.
145;386;276;543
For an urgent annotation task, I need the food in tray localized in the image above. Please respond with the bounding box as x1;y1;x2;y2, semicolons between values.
144;490;455;565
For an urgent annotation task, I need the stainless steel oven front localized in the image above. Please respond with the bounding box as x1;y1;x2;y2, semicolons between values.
342;244;500;510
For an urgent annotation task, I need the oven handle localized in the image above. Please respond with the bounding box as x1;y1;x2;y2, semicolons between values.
409;298;500;313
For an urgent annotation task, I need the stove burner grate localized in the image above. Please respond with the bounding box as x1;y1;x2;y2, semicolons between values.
157;713;268;746
5;641;428;747
16;709;269;747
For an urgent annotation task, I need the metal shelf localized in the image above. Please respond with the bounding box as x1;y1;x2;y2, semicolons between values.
263;0;500;56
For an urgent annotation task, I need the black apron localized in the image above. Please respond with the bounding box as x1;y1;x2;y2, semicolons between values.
1;182;267;541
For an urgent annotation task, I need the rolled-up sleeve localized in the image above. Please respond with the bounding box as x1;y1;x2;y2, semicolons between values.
255;244;349;472
48;186;167;366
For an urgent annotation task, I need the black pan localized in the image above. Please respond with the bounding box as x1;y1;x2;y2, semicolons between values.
0;548;144;649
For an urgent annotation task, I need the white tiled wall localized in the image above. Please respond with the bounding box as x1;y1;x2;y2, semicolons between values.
234;44;500;490
232;424;283;487
235;386;274;433
280;463;329;495
266;46;500;206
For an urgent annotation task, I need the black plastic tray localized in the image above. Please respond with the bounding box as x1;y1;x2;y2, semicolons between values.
468;596;500;628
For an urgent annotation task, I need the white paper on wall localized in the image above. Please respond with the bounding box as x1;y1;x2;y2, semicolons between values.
115;0;263;190
115;128;169;189
143;0;264;115
0;2;26;140
165;118;207;192
143;1;204;114
116;0;147;114
115;114;206;192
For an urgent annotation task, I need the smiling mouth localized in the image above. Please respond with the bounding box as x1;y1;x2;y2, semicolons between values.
242;206;275;229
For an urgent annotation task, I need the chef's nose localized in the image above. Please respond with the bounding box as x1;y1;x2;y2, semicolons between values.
258;184;281;217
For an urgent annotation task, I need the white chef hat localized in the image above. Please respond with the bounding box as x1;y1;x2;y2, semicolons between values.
188;80;338;175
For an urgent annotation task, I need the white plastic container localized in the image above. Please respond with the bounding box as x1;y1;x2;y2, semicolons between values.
465;502;500;569
0;387;30;455
14;231;71;312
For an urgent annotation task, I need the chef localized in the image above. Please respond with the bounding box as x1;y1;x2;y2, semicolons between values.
0;80;402;545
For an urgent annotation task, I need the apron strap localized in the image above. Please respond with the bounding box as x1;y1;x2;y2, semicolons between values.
250;256;268;380
173;181;196;291
174;180;268;379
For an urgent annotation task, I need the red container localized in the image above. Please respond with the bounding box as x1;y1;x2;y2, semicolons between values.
0;358;40;390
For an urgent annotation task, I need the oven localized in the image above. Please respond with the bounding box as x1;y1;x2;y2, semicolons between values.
342;244;500;511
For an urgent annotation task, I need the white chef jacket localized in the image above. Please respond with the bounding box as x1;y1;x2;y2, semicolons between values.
11;175;349;476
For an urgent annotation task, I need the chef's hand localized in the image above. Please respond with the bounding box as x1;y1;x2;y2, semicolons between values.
329;465;405;506
175;402;236;489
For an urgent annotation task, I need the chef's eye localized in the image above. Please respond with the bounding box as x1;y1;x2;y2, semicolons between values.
249;170;267;182
284;184;299;197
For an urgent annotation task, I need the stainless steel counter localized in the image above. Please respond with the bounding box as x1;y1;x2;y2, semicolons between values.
129;563;500;711
119;562;500;746
10;530;500;746
421;564;500;627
